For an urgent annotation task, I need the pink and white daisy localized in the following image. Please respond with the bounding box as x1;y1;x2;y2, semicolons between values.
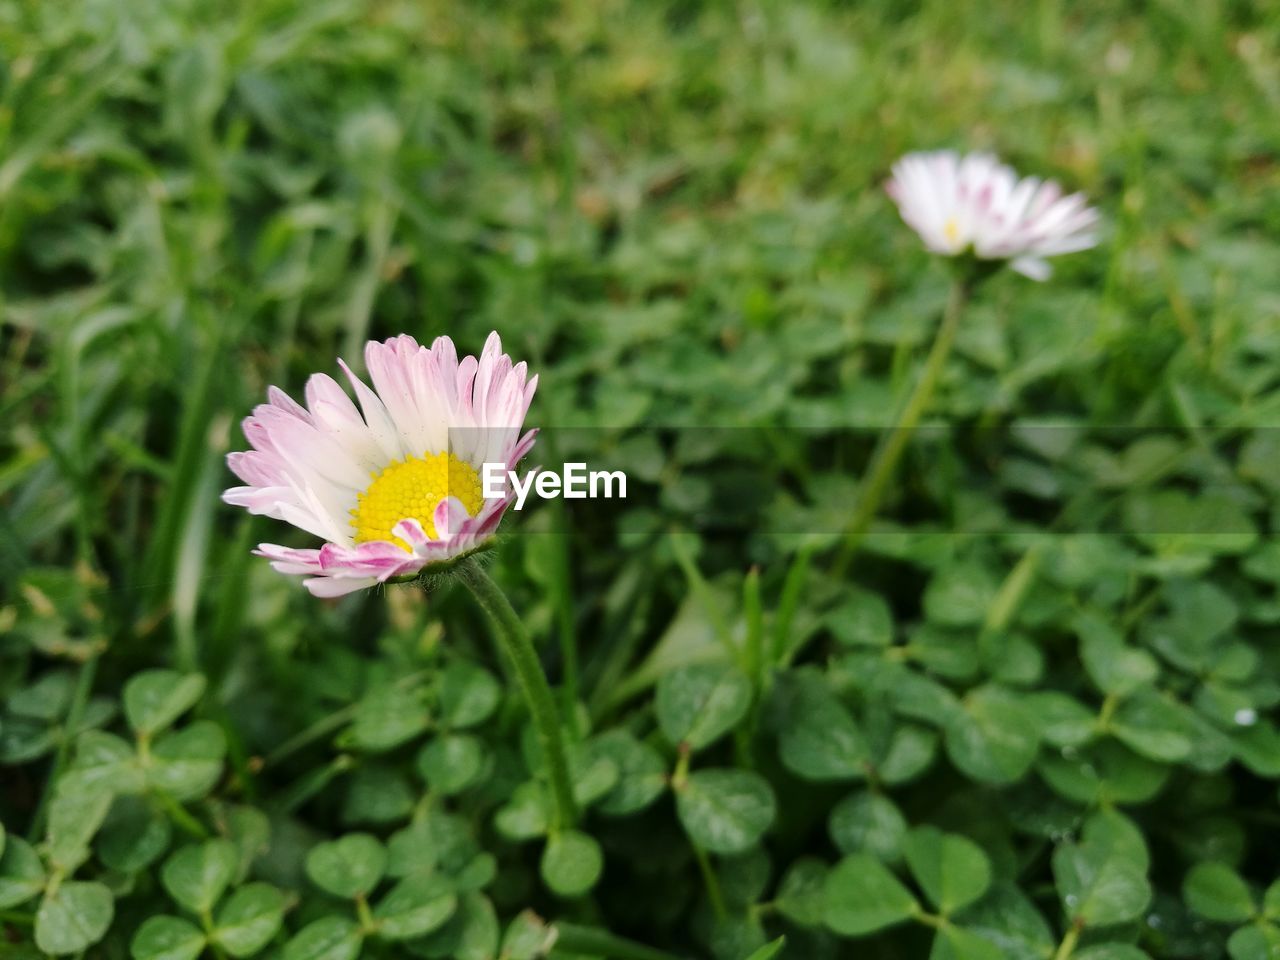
886;150;1099;280
223;332;538;597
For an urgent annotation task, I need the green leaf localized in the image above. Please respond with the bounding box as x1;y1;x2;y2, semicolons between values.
161;839;239;914
438;661;501;729
1038;740;1170;806
1087;811;1150;873
148;720;226;801
9;671;75;720
46;783;113;872
501;910;556;960
35;881;114;955
283;916;363;960
540;829;603;898
776;673;869;781
0;715;59;764
1076;612;1158;696
829;791;907;863
1028;692;1098;748
904;826;992;915
342;765;414;825
909;626;981;682
775;858;828;929
567;745;619;807
1109;691;1193;762
125;671;207;737
829;588;893;648
494;781;549;841
591;730;667;817
349;685;429;752
453;852;497;894
1265;879;1280;920
924;563;998;627
417;733;487;795
220;804;271;883
1074;946;1153;960
878;724;940;784
945;685;1040;785
99;795;172;873
1233;723;1280;778
306;833;387;899
61;730;145;795
412;892;499;960
0;835;46;908
1053;816;1151;928
213;883;287;957
130;915;206;960
384;820;439;879
743;937;786;960
981;631;1045;687
929;926;1004;960
1183;862;1254;923
373;873;458;940
863;660;963;727
1228;923;1280;960
676;769;776;854
1123;490;1257;558
961;883;1056;960
823;852;919;936
655;662;752;751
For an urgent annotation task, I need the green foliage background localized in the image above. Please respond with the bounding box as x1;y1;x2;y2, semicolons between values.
3;0;1280;958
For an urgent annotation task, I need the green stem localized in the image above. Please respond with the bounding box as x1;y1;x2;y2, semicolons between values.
279;755;355;814
833;277;970;579
691;842;727;922
1052;921;1082;960
155;789;211;839
771;544;813;667
458;558;577;832
355;894;378;935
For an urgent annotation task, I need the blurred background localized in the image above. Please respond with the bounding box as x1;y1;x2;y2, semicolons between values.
5;0;1277;629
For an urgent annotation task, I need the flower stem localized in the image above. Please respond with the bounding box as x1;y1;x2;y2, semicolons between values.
1052;921;1082;960
458;557;577;831
832;277;970;578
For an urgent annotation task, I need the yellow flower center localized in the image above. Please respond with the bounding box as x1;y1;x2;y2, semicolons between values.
351;452;484;551
944;218;961;244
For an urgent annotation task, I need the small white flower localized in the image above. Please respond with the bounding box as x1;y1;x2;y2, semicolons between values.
223;332;537;597
886;150;1099;280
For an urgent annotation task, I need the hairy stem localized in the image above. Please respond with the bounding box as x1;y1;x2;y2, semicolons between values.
458;558;577;831
833;277;970;578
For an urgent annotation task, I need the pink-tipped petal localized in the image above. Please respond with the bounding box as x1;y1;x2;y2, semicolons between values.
887;149;1098;275
225;331;537;596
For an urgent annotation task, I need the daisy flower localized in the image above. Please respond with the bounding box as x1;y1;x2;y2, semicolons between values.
224;332;538;597
886;150;1099;280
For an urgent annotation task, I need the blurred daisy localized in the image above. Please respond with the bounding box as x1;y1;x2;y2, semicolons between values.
886;150;1099;280
224;332;537;597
